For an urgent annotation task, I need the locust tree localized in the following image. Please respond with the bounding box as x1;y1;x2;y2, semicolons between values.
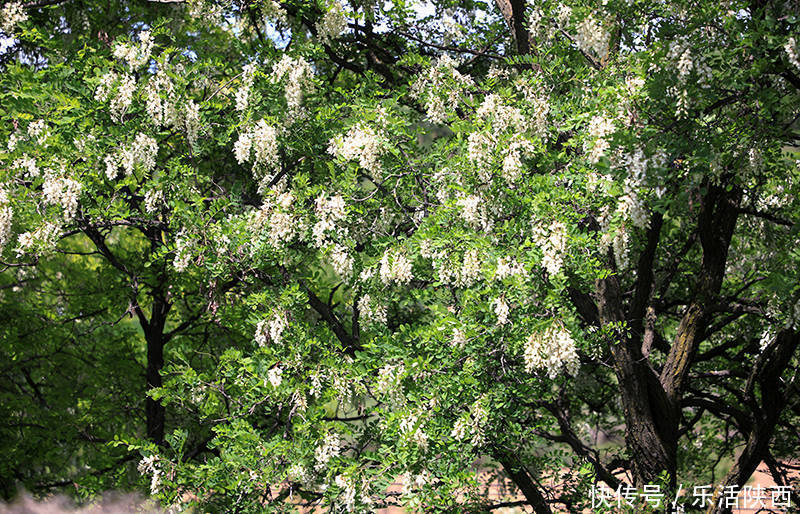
1;0;800;512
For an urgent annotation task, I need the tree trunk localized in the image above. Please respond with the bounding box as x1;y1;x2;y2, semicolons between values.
496;453;553;514
144;296;171;445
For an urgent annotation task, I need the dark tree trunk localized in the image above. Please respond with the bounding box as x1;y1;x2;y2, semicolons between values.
144;296;171;445
496;453;553;514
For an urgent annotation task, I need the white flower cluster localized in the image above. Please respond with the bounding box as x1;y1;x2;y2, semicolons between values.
271;55;314;112
329;244;353;279
667;39;712;86
466;131;494;181
143;189;164;214
532;220;567;275
494;256;526;280
585;115;615;163
313;194;347;247
255;309;289;346
316;0;347;44
267;366;283;388
399;411;429;449
13;155;39;178
575;15;610;62
411;55;474;124
250;191;302;247
286;463;311;485
328;123;385;177
235;63;257;111
314;432;343;471
106;133;158;179
786;37;800;72
380;249;413;285
432;248;483;287
0;188;13;253
145;70;177;127
187;0;224;25
523;323;580;378
173;230;193;272
375;362;405;400
260;0;287;24
598;207;631;269
450;398;489;446
42;173;82;220
17;221;60;257
400;470;431;496
183;100;201;146
234;120;279;186
334;474;359;512
137;455;162;495
476;94;528;134
502;138;535;184
456;194;487;229
357;294;387;326
27;120;48;144
7;133;19;152
616;178;648;229
113;30;154;69
95;71;137;122
0;2;27;33
493;297;511;325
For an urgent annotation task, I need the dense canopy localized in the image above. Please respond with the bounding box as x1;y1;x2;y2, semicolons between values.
1;0;799;512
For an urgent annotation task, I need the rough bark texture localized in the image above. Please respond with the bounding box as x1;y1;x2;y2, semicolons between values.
494;0;529;54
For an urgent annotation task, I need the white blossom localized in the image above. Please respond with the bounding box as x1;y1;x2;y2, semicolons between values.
0;2;27;33
585;115;614;163
7;133;19;152
42;174;82;220
532;220;567;275
328;124;385;177
113;30;154;69
13;155;39;178
575;15;610;62
330;244;353;279
524;323;580;378
16;221;60;257
27;120;47;143
495;256;526;280
358;294;387;326
137;455;162;496
267;366;283;388
144;189;164;214
493;297;510;326
411;55;474;124
271;55;314;112
235;63;257;111
173;231;192;272
316;0;347;44
380;249;413;285
0;188;12;253
314;432;342;470
786;37;800;72
145;70;177;128
399;411;429;450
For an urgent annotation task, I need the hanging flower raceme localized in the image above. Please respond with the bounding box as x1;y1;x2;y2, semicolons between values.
523;322;580;378
271;55;314;113
327;123;386;178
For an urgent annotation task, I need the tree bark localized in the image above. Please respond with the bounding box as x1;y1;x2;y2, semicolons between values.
496;453;553;514
144;295;171;445
494;0;529;55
